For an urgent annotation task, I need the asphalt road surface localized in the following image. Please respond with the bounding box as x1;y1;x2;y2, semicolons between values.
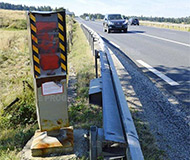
77;18;190;107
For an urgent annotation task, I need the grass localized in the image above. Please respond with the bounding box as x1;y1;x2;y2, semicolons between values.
0;9;102;159
140;20;190;32
0;9;26;30
68;21;102;129
0;9;37;159
0;29;30;109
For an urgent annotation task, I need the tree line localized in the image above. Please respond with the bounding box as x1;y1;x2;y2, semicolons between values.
80;13;104;20
1;3;189;24
81;13;190;24
125;16;190;24
0;2;53;11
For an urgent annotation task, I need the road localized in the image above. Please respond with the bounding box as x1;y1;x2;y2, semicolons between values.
77;18;190;107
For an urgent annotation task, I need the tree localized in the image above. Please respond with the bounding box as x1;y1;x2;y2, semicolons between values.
0;2;53;11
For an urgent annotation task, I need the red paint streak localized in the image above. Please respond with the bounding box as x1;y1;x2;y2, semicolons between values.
40;54;59;70
36;22;59;54
36;21;60;70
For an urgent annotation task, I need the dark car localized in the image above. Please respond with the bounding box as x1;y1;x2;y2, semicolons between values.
128;18;139;25
103;14;128;33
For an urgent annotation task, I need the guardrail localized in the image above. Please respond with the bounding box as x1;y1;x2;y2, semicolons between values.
80;23;144;160
81;24;94;55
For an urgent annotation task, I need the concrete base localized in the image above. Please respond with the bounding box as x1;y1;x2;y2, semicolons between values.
31;127;73;157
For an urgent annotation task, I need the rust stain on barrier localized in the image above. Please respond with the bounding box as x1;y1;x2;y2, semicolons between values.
31;127;74;156
57;119;62;125
41;119;69;132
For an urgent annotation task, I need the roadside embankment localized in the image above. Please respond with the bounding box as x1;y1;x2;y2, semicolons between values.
140;20;190;32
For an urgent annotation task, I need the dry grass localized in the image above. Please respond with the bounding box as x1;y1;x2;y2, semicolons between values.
68;23;94;74
0;9;30;109
0;9;26;29
0;10;35;159
0;9;30;110
140;20;190;32
0;9;25;20
68;22;102;129
0;29;30;109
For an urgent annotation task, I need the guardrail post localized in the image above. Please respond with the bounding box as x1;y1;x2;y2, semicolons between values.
90;126;98;160
92;36;94;56
95;50;99;78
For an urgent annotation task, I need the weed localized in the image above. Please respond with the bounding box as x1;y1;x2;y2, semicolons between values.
0;149;20;160
69;103;102;129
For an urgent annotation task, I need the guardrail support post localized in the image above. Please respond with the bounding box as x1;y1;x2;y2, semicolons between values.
95;50;99;78
92;36;94;56
90;126;98;160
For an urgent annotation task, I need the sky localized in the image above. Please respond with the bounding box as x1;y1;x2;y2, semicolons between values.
1;0;190;18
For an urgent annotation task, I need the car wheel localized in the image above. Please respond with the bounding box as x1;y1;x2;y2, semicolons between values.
124;29;128;33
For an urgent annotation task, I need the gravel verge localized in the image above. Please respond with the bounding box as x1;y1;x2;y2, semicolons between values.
106;42;190;160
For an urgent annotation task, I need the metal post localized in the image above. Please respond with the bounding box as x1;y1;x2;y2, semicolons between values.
95;50;98;78
92;36;94;56
90;126;98;160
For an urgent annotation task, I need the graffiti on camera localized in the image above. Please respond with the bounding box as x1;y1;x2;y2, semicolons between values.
38;94;67;102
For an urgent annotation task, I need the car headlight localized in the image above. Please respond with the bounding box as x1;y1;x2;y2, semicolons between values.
108;21;114;25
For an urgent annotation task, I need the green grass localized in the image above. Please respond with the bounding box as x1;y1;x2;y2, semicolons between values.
0;150;20;160
0;9;38;159
68;22;102;129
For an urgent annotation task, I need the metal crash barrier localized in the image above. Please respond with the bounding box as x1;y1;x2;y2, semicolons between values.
81;23;144;160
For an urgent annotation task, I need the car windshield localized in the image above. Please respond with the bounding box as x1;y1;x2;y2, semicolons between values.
108;14;122;20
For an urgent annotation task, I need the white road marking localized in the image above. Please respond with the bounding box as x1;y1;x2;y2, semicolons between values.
110;41;120;48
136;60;179;86
139;33;190;47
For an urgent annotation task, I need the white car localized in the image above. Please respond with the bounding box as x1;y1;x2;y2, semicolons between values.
85;16;89;21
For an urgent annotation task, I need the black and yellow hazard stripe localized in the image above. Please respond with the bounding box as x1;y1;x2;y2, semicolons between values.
58;12;67;73
29;13;40;78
